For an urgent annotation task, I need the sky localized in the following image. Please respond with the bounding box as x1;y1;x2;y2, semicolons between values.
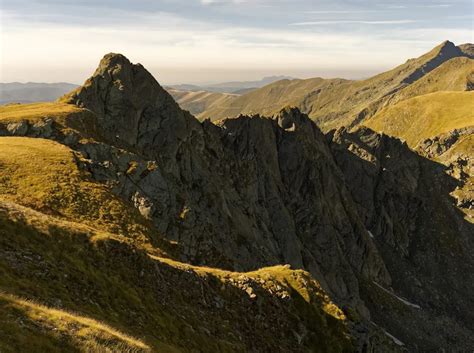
0;0;473;85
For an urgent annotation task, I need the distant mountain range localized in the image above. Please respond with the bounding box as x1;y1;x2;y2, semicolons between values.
0;82;79;104
0;76;292;105
199;41;474;130
166;75;294;94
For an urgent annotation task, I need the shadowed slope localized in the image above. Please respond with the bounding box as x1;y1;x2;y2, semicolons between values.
0;137;354;353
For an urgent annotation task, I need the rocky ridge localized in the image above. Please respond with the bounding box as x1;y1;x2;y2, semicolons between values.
0;52;473;351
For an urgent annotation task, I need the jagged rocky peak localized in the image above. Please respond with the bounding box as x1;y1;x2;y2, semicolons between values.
427;40;466;59
93;52;134;75
436;40;458;54
274;106;312;131
399;41;462;85
62;53;197;152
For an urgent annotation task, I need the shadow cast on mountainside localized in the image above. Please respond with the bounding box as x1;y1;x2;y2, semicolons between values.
0;201;353;353
329;126;474;350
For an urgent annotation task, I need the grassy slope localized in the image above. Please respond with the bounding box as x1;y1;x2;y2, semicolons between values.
202;42;470;131
386;57;474;104
0;136;352;352
0;137;153;243
0;102;84;122
364;91;474;147
167;89;238;118
201;77;350;123
0;102;103;141
0;292;150;353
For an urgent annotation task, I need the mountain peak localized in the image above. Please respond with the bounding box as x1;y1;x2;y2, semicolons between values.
94;52;134;74
439;39;454;47
425;40;464;60
436;40;458;54
61;53;190;152
274;106;312;131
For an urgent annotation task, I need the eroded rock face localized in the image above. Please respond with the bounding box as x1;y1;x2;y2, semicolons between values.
62;53;202;164
330;127;474;351
2;53;473;352
62;56;390;315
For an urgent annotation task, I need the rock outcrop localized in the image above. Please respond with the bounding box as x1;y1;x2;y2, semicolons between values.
63;56;391;321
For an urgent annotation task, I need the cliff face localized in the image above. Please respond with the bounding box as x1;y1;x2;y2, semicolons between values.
63;54;390;305
331;127;474;349
1;53;473;352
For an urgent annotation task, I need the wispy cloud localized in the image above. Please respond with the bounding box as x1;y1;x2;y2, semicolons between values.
200;0;252;4
291;20;417;26
420;4;452;8
386;5;407;9
384;3;452;9
304;10;379;14
1;0;472;83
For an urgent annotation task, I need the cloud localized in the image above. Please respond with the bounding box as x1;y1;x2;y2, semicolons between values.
291;20;417;26
1;0;472;83
200;0;250;4
386;5;407;9
305;10;380;14
419;4;452;7
384;3;452;9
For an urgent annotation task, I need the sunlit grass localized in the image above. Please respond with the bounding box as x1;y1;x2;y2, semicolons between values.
364;91;474;147
0;292;150;353
0;102;84;123
0;137;153;242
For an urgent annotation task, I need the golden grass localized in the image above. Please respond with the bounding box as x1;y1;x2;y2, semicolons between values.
364;91;474;147
0;137;152;241
154;256;347;322
168;89;238;117
0;102;103;141
0;292;150;353
0;197;351;353
201;77;350;122
0;102;84;123
390;57;474;104
201;42;473;131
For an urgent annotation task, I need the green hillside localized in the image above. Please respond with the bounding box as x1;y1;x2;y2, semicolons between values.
167;89;238;117
364;91;474;147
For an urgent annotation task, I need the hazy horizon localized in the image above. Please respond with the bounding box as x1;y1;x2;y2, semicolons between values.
0;67;391;86
1;0;472;85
